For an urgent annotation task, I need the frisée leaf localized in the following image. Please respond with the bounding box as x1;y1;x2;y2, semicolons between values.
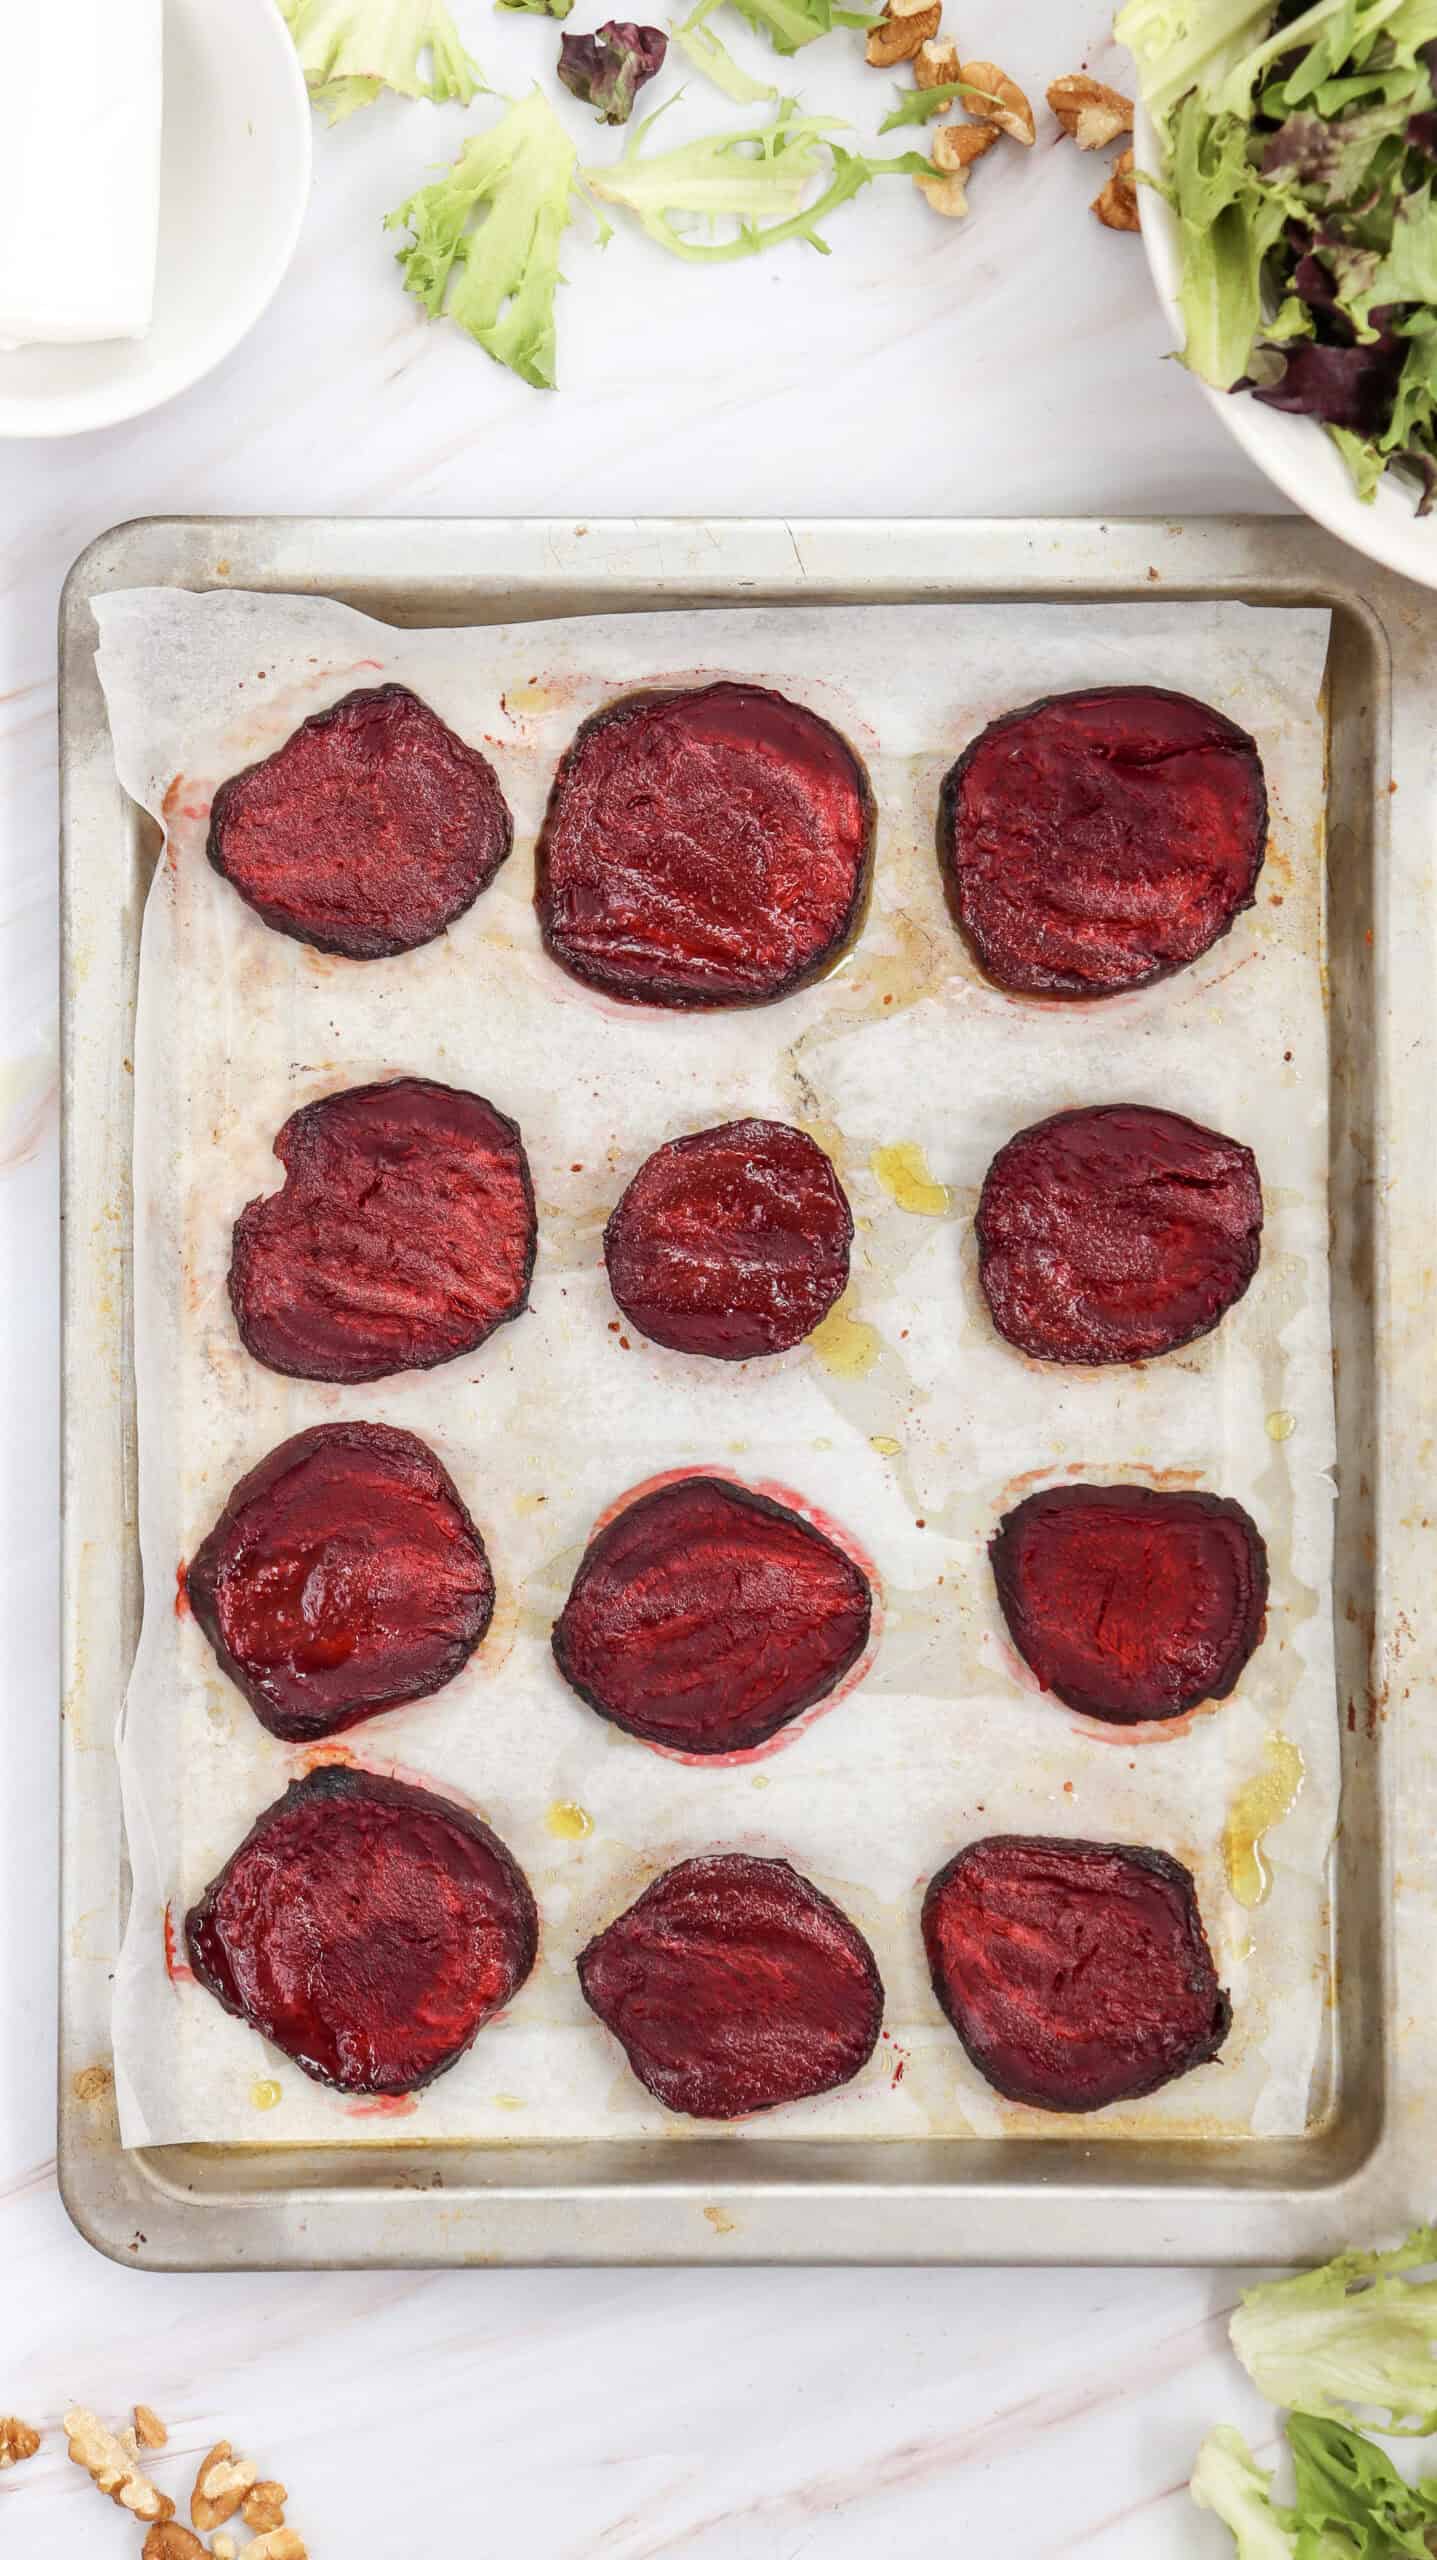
279;0;483;120
388;90;576;388
581;101;927;258
1230;2226;1437;2435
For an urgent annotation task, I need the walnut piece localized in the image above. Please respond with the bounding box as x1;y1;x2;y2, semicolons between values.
134;2404;169;2451
916;169;969;216
142;2527;208;2560
866;0;941;70
191;2439;259;2531
243;2480;289;2532
1048;72;1133;150
916;116;1000;215
958;59;1034;144
0;2418;40;2467
914;36;959;86
243;2531;307;2560
1093;145;1140;231
213;2538;238;2560
933;120;1000;171
63;2407;174;2524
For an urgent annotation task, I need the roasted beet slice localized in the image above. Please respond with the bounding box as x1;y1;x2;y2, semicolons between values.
604;1118;852;1360
536;680;874;1007
552;1475;873;1755
229;1074;536;1384
990;1483;1268;1724
186;1765;537;2096
207;684;513;960
938;685;1267;998
187;1421;495;1743
976;1103;1262;1365
578;1852;884;2117
922;1834;1230;2113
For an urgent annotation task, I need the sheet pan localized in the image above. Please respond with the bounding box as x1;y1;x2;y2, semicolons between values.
57;517;1433;2265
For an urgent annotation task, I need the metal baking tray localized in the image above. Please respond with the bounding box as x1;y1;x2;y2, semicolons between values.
58;516;1437;2269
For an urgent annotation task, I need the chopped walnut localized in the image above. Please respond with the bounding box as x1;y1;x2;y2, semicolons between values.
865;0;941;70
933;120;1000;171
243;2531;307;2560
142;2527;208;2560
133;2404;169;2451
0;2418;40;2467
63;2407;174;2524
191;2440;259;2531
243;2480;289;2532
1047;72;1133;150
1093;146;1140;231
916;116;1000;215
958;59;1035;145
213;2538;238;2560
914;36;959;86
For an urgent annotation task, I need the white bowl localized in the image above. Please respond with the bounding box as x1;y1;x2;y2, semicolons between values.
0;0;311;440
1134;98;1437;589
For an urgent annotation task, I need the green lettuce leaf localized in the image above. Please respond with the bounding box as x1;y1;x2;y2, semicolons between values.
670;0;778;103
1162;89;1300;384
387;90;575;388
1286;2412;1437;2555
1190;2427;1301;2557
878;77;1005;130
582;101;925;258
1230;2226;1437;2436
725;0;872;56
280;0;482;120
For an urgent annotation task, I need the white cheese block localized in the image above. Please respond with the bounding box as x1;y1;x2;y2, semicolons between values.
0;0;163;347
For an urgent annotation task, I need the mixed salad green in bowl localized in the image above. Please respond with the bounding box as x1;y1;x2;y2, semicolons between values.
1122;0;1437;583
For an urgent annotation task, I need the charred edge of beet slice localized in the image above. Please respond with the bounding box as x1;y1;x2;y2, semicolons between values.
551;1475;874;1755
206;683;514;962
576;1852;886;2118
974;1104;1264;1369
228;1076;539;1385
988;1484;1269;1724
602;1118;855;1361
935;685;1268;1000
184;1764;539;2097
186;1420;495;1742
534;683;878;1011
921;1834;1232;2114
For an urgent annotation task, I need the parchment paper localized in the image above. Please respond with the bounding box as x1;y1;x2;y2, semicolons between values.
97;587;1337;2150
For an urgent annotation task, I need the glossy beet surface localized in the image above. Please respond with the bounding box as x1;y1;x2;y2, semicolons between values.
536;681;874;1007
187;1422;494;1742
990;1483;1268;1724
207;684;512;959
938;685;1267;997
578;1853;884;2117
976;1103;1262;1365
552;1475;873;1755
604;1118;852;1359
922;1835;1230;2113
229;1075;536;1384
186;1766;538;2095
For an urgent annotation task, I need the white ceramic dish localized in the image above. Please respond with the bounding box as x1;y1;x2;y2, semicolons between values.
1134;98;1437;591
0;0;311;441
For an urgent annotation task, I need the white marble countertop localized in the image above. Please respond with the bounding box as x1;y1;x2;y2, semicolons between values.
1;0;1296;2548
